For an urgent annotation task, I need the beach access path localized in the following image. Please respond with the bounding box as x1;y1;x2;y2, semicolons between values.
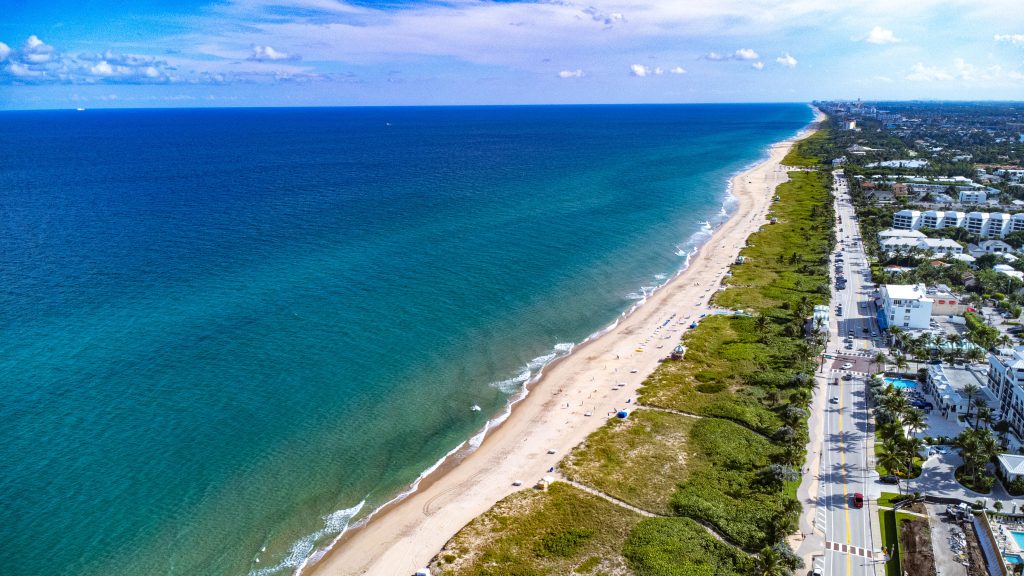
309;112;826;576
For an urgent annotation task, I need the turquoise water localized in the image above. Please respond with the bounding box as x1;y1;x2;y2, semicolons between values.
885;377;920;390
0;104;813;575
1007;553;1023;564
1013;531;1024;550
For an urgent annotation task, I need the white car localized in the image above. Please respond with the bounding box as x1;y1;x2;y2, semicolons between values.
841;362;853;369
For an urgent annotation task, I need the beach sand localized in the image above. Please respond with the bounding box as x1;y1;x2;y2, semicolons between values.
308;110;827;576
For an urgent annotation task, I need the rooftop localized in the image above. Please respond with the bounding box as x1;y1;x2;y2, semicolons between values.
998;453;1024;475
883;284;932;302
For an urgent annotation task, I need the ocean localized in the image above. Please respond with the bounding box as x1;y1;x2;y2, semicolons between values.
0;104;812;575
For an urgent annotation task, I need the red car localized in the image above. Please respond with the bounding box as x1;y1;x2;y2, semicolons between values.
852;492;864;508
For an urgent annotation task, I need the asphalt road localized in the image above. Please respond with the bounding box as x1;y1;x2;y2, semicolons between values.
820;171;883;576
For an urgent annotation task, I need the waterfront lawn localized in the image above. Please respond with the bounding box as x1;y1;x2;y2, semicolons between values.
624;517;753;576
669;418;796;550
561;409;693;515
781;126;832;167
432;482;641;576
638;314;791;435
714;170;833;312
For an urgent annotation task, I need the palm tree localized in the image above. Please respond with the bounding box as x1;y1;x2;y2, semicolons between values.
975;404;994;431
902;408;927;438
755;546;787;576
965;346;986;364
900;435;924;490
889;327;905;352
873;351;889;374
894;353;909;374
963;382;980;424
755;314;772;343
877;448;905;492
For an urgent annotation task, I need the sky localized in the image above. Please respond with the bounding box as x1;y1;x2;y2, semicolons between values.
1;0;1023;109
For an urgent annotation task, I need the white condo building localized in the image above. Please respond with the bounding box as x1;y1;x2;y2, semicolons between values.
959;190;987;204
879;284;933;330
893;209;1024;238
988;348;1024;445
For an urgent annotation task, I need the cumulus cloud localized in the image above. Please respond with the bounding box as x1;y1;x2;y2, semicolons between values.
0;35;324;85
905;62;954;81
861;26;901;44
751;61;764;70
630;63;651;77
775;53;798;68
22;35;55;64
994;34;1024;44
248;45;299;62
557;69;584;78
704;48;759;61
669;66;686;74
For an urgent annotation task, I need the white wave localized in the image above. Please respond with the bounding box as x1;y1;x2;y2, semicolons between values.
254;500;364;576
490;369;531;394
653;273;667;280
553;342;574;353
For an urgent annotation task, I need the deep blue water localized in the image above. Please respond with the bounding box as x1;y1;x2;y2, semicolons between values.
0;104;812;575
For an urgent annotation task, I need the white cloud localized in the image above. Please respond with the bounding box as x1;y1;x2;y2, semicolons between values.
557;69;584;78
862;26;901;44
905;62;953;81
704;48;759;61
994;34;1024;44
733;48;759;60
669;66;686;74
653;66;664;75
0;42;10;62
630;64;650;77
751;61;764;70
871;75;894;83
22;35;54;64
90;61;114;76
248;45;298;62
775;53;798;68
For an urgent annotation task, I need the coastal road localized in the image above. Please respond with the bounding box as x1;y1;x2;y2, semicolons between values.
818;171;884;576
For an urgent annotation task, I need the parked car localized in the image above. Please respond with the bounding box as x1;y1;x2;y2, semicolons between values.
852;493;864;508
879;475;899;485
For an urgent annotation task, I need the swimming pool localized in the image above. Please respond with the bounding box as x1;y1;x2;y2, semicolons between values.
884;377;919;391
1012;531;1024;550
1007;553;1023;564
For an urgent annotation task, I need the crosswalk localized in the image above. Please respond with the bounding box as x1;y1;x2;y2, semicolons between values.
829;368;870;377
824;540;876;559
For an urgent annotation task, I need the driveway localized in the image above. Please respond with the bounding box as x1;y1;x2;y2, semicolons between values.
911;451;1023;511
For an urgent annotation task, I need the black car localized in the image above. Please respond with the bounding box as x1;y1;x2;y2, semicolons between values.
879;475;899;485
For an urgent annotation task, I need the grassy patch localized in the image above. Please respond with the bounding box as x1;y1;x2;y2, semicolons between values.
714;170;833;312
561;409;693;514
874;442;924;479
638;315;788;435
433;482;641;576
670;418;795;550
781;126;832;167
876;492;910;509
624;517;753;576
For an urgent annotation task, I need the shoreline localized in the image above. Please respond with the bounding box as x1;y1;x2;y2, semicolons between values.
306;108;827;576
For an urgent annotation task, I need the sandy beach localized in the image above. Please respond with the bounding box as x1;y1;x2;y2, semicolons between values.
309;110;826;576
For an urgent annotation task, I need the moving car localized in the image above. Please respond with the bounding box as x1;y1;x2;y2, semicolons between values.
842;373;853;381
841;362;853;369
830;397;839;404
852;492;864;508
